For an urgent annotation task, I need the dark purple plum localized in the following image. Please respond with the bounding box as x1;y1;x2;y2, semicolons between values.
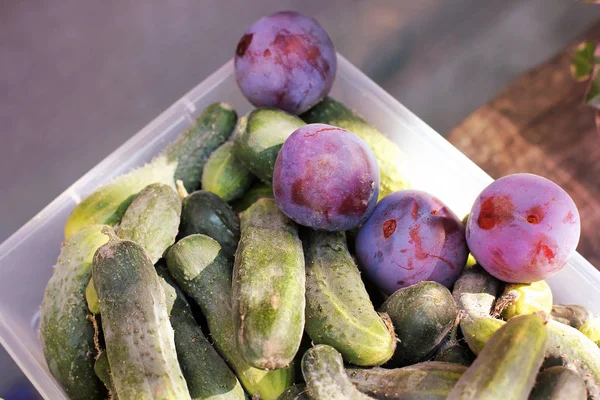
234;11;336;115
466;173;580;283
355;190;467;295
273;123;379;231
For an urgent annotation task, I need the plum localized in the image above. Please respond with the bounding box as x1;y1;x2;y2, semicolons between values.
355;190;468;295
234;11;336;115
273;123;379;231
466;173;580;283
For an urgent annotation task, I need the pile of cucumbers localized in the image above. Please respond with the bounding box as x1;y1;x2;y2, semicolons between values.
40;100;600;400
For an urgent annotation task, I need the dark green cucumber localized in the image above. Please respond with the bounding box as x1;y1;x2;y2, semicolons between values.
94;352;117;397
86;277;100;315
40;224;109;400
380;281;457;366
448;314;548;400
300;97;410;199
233;108;305;183
92;229;190;400
529;366;587;400
434;321;475;366
277;384;310;400
166;234;293;400
117;183;181;263
201;141;253;201
65;102;236;239
231;182;274;213
303;229;395;366
179;190;240;260
233;199;305;369
156;266;245;400
551;304;593;329
580;317;600;345
301;345;373;400
346;361;467;400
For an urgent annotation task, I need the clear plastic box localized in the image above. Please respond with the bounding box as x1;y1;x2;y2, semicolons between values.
0;55;598;399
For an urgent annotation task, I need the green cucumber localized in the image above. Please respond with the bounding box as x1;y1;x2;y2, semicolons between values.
94;352;117;398
529;366;587;400
459;317;505;355
346;361;467;400
448;313;548;400
231;182;274;213
117;183;181;263
277;384;310;400
492;280;553;320
40;224;110;400
579;317;600;345
301;345;373;400
551;304;593;329
380;281;457;366
65;103;236;239
201;141;254;201
300;97;410;198
303;229;395;366
86;278;100;315
233;199;305;369
179;190;240;260
156;266;245;400
92;229;190;400
233;108;305;183
166;234;293;400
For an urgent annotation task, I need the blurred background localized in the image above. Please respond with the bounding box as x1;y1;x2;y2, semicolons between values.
1;0;599;398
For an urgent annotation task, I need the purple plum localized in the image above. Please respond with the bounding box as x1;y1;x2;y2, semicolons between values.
355;190;468;295
273;123;379;231
466;173;581;283
234;11;336;115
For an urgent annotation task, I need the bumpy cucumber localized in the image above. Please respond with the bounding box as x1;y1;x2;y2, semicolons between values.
40;224;109;400
233;199;305;369
303;230;395;366
301;345;373;400
231;182;274;213
65;103;236;239
493;280;553;320
94;352;117;397
347;361;467;400
448;314;548;400
277;384;310;400
551;304;593;329
156;266;245;400
381;281;457;366
86;277;100;314
92;230;190;400
179;190;240;260
580;318;600;345
300;97;410;198
233;108;305;183
166;234;293;400
117;183;181;263
529;366;587;400
201;141;253;201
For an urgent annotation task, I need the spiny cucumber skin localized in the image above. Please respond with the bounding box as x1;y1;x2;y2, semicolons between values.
233;199;305;370
529;366;587;400
448;314;548;400
303;230;395;366
166;234;294;400
94;352;117;397
231;182;274;213
301;345;373;400
277;384;310;400
64;102;236;239
40;224;110;400
117;183;181;263
156;267;245;400
93;235;190;400
201;141;254;202
346;361;467;400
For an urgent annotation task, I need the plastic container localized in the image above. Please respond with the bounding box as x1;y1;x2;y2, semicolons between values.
0;55;598;399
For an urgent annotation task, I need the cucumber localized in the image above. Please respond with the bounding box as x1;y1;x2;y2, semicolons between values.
277;384;310;400
86;278;100;315
303;229;395;366
117;183;181;263
579;317;600;345
156;266;245;400
233;108;305;183
92;229;190;400
233;199;305;369
300;97;410;199
231;182;274;213
40;224;110;400
492;280;553;320
448;313;548;400
551;304;593;329
179;190;240;260
459;317;505;355
166;234;294;400
65;103;236;239
202;141;254;201
301;345;373;400
529;366;587;400
380;281;457;366
434;322;475;366
94;352;117;397
346;361;467;400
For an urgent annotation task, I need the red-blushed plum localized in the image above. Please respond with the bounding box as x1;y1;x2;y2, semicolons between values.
355;190;467;295
234;11;336;115
466;173;581;283
273;123;379;231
